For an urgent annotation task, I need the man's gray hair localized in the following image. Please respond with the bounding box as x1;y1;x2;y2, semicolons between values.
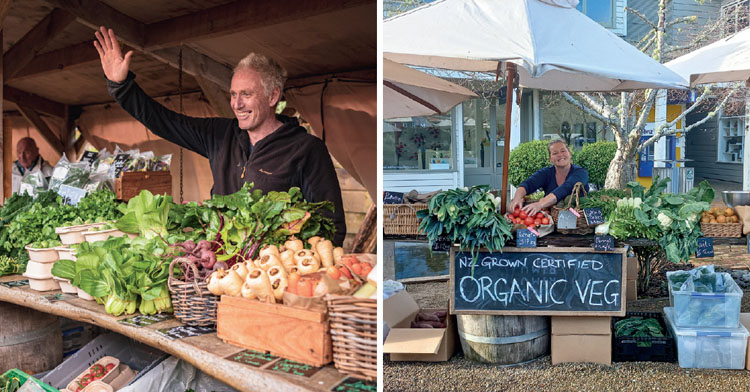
234;53;288;99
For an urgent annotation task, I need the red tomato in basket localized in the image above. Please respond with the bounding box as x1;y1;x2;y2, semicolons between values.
528;224;536;229
513;207;521;216
519;211;527;219
534;218;541;225
524;217;534;226
536;212;544;219
542;217;550;225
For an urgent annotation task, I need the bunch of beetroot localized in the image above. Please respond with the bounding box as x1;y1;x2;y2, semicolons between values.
410;311;448;328
168;239;226;280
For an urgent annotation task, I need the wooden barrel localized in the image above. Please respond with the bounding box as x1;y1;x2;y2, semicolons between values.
0;302;62;373
457;314;549;364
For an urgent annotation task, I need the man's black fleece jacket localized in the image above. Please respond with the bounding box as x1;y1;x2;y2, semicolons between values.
107;72;346;245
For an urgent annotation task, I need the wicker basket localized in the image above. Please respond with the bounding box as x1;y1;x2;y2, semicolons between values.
325;294;377;381
701;222;743;238
383;203;427;236
550;182;594;235
167;257;218;326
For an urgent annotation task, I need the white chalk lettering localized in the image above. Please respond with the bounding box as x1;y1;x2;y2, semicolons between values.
588;280;603;306
575;280;590;304
549;279;566;304
459;276;481;302
494;278;508;306
604;280;620;305
509;279;527;303
480;276;496;301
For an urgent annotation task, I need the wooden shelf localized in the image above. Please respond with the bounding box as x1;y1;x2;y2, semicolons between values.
0;278;347;392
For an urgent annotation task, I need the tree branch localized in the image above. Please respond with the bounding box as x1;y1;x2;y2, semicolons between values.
561;92;617;127
626;7;656;30
666;15;697;28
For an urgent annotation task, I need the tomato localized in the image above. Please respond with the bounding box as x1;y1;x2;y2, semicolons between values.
524;217;534;226
542;217;550;225
80;374;94;387
90;364;106;379
519;211;527;219
326;266;341;280
528;224;536;229
536;212;544;219
513;207;521;216
534;218;541;225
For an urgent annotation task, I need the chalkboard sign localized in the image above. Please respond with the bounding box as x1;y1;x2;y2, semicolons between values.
584;208;604;225
155;325;215;340
450;247;626;316
593;235;614;252
383;191;404;204
432;235;452;252
696;237;714;258
331;377;377;392
59;185;87;206
41;293;77;303
79;151;99;167
118;313;173;328
516;229;537;248
0;280;28;288
112;153;130;178
270;359;320;378
226;350;278;368
557;210;577;229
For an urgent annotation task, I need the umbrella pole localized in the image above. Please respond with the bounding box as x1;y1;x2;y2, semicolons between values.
500;63;516;215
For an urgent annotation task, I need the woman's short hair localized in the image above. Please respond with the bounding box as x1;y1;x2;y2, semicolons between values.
234;53;288;99
547;139;570;155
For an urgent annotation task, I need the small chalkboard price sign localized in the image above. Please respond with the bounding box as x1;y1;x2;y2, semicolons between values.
0;280;28;288
270;359;320;378
431;235;452;252
584;208;604;225
226;350;278;368
696;237;714;258
155;325;215;340
79;151;99;167
593;235;614;252
383;191;404;204
450;247;627;316
331;377;377;392
516;229;537;248
112;153;130;178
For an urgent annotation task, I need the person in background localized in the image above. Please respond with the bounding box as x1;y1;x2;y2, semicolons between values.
507;139;588;217
11;137;54;194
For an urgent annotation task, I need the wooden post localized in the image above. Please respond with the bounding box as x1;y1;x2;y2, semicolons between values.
500;63;516;215
3;118;10;201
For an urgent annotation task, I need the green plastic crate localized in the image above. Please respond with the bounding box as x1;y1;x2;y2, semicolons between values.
1;369;59;392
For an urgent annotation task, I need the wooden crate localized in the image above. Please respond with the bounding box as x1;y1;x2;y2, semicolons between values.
115;171;172;201
216;295;332;367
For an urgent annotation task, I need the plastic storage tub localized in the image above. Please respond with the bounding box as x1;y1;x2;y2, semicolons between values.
25;260;55;277
55;277;77;294
667;271;742;328
25;246;59;263
41;333;167;391
56;247;77;261
1;369;57;392
664;307;748;369
82;229;128;243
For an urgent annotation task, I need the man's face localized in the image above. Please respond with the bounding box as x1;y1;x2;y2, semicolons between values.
548;142;571;168
230;68;277;131
17;140;39;169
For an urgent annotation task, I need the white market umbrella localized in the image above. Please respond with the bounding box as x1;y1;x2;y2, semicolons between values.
665;27;750;87
384;59;477;119
384;0;688;212
384;0;688;92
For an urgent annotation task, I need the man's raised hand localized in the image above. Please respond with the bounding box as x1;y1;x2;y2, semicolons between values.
93;26;132;83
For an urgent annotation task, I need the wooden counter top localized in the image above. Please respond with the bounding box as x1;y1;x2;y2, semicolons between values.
0;275;350;392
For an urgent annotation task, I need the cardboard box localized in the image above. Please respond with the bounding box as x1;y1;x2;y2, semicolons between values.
741;313;750;370
382;290;457;362
551;316;611;335
626;256;638;280
626;280;637;302
551;333;612;365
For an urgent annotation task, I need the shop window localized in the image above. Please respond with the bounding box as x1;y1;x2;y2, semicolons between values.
384;114;454;171
576;0;615;28
717;115;744;163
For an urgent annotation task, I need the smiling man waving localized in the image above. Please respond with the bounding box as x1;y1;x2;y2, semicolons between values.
94;26;346;245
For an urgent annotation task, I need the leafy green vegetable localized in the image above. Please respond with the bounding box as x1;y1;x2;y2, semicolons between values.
614;316;664;347
417;186;513;267
0;256;25;277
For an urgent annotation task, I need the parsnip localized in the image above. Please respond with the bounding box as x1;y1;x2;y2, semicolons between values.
259;244;281;260
284;236;304;252
316;239;334;268
280;249;296;273
230;262;249;280
258;254;283;271
207;270;225;296
297;256;320;275
307;236;323;249
218;269;244;297
333;247;344;264
294;249;315;265
240;281;257;299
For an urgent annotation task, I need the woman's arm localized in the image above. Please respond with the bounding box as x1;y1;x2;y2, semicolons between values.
507;186;527;212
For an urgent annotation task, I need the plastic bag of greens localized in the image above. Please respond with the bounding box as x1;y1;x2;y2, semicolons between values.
83;172;113;193
19;171;48;197
47;154;71;191
61;161;91;189
149;154;172;172
125;151;154;173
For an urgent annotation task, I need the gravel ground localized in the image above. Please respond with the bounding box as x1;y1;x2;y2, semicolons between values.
384;281;750;392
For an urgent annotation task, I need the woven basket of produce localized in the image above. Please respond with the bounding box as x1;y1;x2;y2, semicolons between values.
325;294;377;381
383;203;427;236
701;206;742;238
168;257;218;326
550;182;595;235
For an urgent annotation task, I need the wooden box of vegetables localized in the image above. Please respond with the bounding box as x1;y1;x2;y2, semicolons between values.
115;171;172;201
700;206;742;237
612;312;676;363
216;295;332;367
